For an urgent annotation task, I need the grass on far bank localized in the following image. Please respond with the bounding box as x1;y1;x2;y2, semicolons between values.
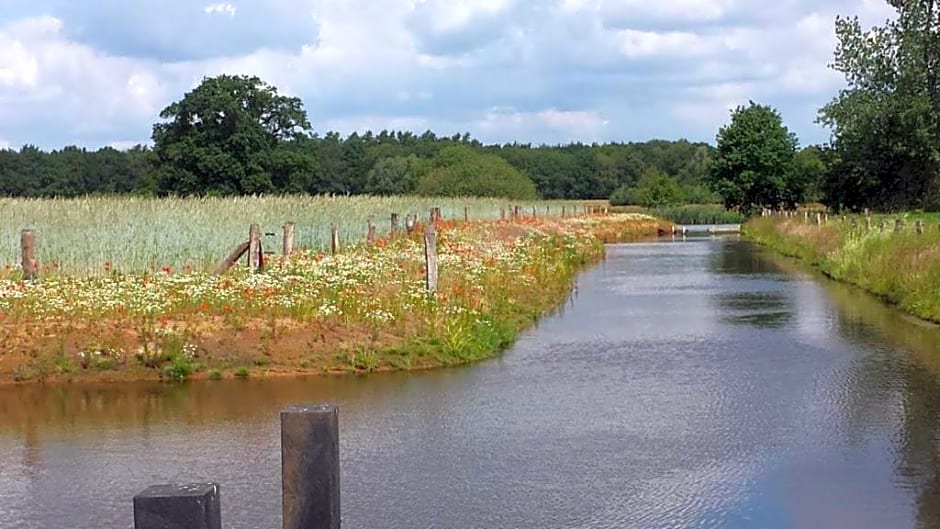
745;215;940;323
0;213;665;384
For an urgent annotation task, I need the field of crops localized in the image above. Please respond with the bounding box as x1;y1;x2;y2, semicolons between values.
0;196;589;276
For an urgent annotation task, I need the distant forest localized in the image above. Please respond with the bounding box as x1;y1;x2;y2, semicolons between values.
0;133;714;201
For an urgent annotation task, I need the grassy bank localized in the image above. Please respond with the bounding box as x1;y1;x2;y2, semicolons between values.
0;213;664;384
648;205;745;225
745;216;940;323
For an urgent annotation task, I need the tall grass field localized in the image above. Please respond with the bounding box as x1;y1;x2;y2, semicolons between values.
0;196;589;276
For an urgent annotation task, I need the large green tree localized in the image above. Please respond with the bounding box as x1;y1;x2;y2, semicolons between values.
819;1;940;210
708;102;800;212
152;75;316;196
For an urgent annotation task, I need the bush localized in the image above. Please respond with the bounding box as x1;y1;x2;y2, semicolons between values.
649;205;746;225
417;146;537;200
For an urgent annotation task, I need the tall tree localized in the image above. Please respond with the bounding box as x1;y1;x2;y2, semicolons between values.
152;75;315;196
708;102;800;212
819;1;940;210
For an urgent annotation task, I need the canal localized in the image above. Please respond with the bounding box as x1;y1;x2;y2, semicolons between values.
2;237;940;528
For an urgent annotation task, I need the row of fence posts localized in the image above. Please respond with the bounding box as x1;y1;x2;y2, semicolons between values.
763;207;936;235
16;204;610;284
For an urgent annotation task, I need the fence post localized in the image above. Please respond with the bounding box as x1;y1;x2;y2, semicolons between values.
500;207;506;221
390;213;400;236
514;205;520;220
249;224;262;273
366;217;376;244
282;222;295;258
133;483;221;529
895;219;903;233
430;207;441;223
330;223;340;255
281;405;340;529
405;214;416;234
562;205;566;218
20;229;37;281
815;212;821;226
464;206;469;222
865;216;872;231
424;222;438;293
916;219;924;234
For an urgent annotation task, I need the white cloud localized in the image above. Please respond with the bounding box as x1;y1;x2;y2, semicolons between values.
0;0;902;148
204;3;237;16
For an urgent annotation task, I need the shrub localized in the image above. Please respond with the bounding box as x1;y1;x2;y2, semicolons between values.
417;146;537;200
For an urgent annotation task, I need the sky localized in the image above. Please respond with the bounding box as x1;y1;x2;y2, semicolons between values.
0;0;897;150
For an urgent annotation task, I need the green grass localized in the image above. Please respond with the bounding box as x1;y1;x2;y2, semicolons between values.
745;216;940;323
648;205;746;225
0;195;591;276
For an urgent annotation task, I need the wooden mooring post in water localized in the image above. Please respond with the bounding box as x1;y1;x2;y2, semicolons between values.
133;405;340;529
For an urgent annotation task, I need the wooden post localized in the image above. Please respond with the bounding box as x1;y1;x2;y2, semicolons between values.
330;223;340;255
390;213;400;235
282;222;295;258
562;205;566;218
865;216;872;231
424;222;438;293
513;205;520;220
430;207;441;223
879;219;887;232
464;206;469;222
532;206;536;218
214;241;250;275
405;214;416;234
500;207;506;221
895;219;903;233
133;483;221;529
281;405;340;529
916;219;924;234
815;212;821;226
249;224;261;273
20;229;37;281
366;217;376;244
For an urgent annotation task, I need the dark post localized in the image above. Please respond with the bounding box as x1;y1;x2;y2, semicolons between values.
430;207;441;223
561;205;566;218
916;219;924;234
390;213;400;236
281;405;340;529
249;224;261;273
895;218;903;233
500;207;506;221
133;483;221;529
405;214;416;234
330;223;340;255
513;205;520;220
464;206;469;222
20;229;37;281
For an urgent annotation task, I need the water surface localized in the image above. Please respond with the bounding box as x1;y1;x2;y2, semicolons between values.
2;237;940;528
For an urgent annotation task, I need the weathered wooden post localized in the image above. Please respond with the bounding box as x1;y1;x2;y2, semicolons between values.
561;205;566;218
424;222;438;293
430;207;441;223
390;213;400;235
20;229;37;281
405;214;416;234
281;405;340;529
249;224;262;273
133;483;221;529
546;205;550;216
895;218;903;233
532;206;536;218
464;206;469;222
824;213;829;224
916;219;924;234
803;211;809;223
282;222;295;258
500;207;506;221
366;217;376;244
513;205;520;220
865;216;872;231
330;223;340;255
815;212;821;226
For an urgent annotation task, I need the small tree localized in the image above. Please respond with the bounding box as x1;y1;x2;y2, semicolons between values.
708;102;800;212
417;146;537;199
364;155;426;195
634;169;682;208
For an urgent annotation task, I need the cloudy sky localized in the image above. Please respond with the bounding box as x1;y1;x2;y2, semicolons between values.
0;0;896;150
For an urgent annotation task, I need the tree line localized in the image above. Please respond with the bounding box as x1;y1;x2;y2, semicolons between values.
0;75;715;202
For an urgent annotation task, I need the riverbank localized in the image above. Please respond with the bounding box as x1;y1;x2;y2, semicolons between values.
744;217;940;323
0;214;664;384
